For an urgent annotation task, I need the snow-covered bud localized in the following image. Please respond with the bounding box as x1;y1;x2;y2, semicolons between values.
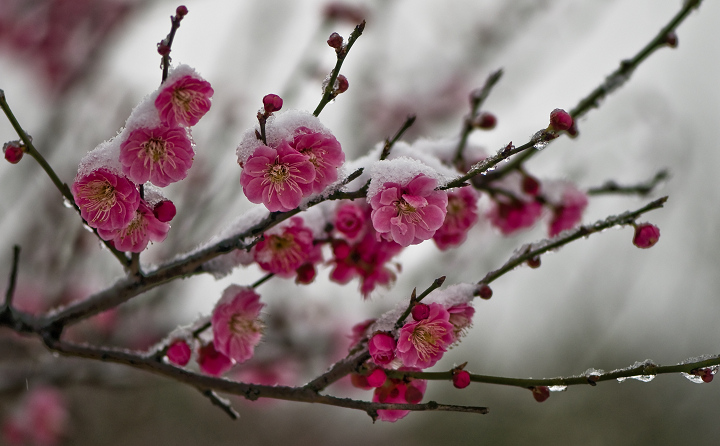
527;256;541;269
411;303;430;321
472;112;497;130
327;32;344;49
153;200;176;222
549;108;573;132
633;223;660;249
476;284;493;300
693;368;714;383
531;386;550;402
262;94;283;114
157;41;170;56
452;370;471;389
3;141;23;164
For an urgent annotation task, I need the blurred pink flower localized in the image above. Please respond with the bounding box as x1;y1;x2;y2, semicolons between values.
1;386;68;446
372;368;427;422
240;142;315;212
548;185;588;237
368;332;397;365
253;217;316;277
487;199;543;235
71;168;140;230
334;202;367;240
433;186;479;250
370;174;448;247
155;75;213;127
396;303;454;369
289;128;345;193
97;200;170;252
212;285;264;364
447;303;475;341
119;126;194;187
197;342;234;376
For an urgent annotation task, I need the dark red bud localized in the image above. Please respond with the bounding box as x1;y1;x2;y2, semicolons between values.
327;32;344;49
404;385;423;404
473;112;497;130
411;303;430;321
531;386;550;402
153;200;176;222
549;108;573;131
157;42;171;56
522;175;541;196
3;142;24;164
176;5;188;17
452;370;471;389
664;31;678;48
527;257;541;269
336;75;349;94
632;223;660;249
262;94;283;114
295;263;317;285
476;284;493;300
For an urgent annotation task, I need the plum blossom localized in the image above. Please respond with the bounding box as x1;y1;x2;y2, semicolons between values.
368;332;397;365
289;127;345;193
119;126;194;187
253;217;316;277
633;223;660;248
329;231;404;297
548;185;588;237
433;186;479;250
240;141;315;212
97;201;170;252
447;303;475;341
212;285;264;364
396;303;454;369
370;173;448;247
155;74;213;127
334;202;367;241
372;368;427;422
1;387;68;446
486;198;543;235
71;168;140;230
197;342;234;376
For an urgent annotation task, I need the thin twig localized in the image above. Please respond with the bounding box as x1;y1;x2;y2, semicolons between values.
159;9;187;83
201;389;240;420
313;21;365;117
379;115;416;161
4;246;20;307
394;276;446;329
587;169;669;196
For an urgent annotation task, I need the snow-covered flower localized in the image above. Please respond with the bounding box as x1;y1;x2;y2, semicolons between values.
119;126;194;187
97;200;170;252
71;168;140;230
447;303;475;341
433;186;479;250
396;303;454;369
211;285;264;364
240;141;315;212
289;127;345;193
155;74;213;127
370;173;448;247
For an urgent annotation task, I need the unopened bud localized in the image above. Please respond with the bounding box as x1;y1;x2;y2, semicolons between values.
405;385;423;404
473;112;497;130
549;108;573;131
527;256;541;269
531;386;550;402
476;284;493;300
176;5;188;17
327;32;344;49
522;175;541;196
262;94;283;114
366;368;387;388
3;141;23;164
411;303;430;321
664;31;678;48
157;41;171;56
295;263;317;285
632;223;660;249
452;370;471;389
336;75;349;94
153;200;176;222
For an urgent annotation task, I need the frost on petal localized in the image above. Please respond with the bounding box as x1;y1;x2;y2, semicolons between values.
253;217;315;277
289;127;345;193
97;200;170;252
119;126;194;187
369;172;448;247
240;142;315;212
211;285;264;364
155;73;213;127
396;303;454;369
71;168;141;230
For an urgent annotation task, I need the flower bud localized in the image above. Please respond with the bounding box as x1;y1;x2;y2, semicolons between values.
632;223;660;249
664;31;678;48
336;75;349;94
549;108;573;131
176;5;188;17
527;256;541;269
166;340;192;366
153;200;176;222
452;370;471;389
262;94;283;114
531;386;550;402
476;284;493;300
368;332;396;365
694;368;714;383
327;32;344;49
351;373;371;390
411;303;430;321
157;41;170;56
522;174;540;196
366;368;387;388
3;141;23;164
295;263;317;285
473;112;497;130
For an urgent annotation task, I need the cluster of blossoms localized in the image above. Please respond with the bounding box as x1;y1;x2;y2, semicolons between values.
1;387;68;446
71;65;213;252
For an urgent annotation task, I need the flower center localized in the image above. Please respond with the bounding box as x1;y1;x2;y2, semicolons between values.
410;321;447;362
229;314;262;336
266;163;291;185
172;88;194;111
266;234;304;270
142;138;168;163
79;180;116;221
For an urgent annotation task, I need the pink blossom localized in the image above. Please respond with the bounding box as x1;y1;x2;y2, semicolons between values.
155;75;214;127
486;199;543;235
548;186;588;237
240;141;316;212
197;342;234;376
633;223;661;249
289;127;345;193
329;231;404;297
335;202;367;240
368;332;397;365
347;319;376;350
447;303;475;341
212;285;264;364
119;126;194;187
372;368;427;422
167;340;192;366
366;368;387;388
396;303;454;369
370;174;448;247
71;168;140;230
1;387;68;446
97;200;170;252
253;217;315;277
433;186;479;250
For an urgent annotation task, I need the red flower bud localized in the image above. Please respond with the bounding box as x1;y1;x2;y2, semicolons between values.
262;94;283;114
664;31;678;48
527;256;541;269
336;75;349;94
549;108;573;131
452;370;471;389
531;386;550;402
476;284;493;300
176;5;188;17
3;142;23;164
327;32;344;49
153;200;176;222
411;303;430;321
522;175;541;196
473;112;497;130
632;223;660;249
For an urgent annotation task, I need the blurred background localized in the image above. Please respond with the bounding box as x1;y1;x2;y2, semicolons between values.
1;0;719;444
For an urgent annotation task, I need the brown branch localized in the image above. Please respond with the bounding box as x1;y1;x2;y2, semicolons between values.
379;115;417;161
587;169;669;197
